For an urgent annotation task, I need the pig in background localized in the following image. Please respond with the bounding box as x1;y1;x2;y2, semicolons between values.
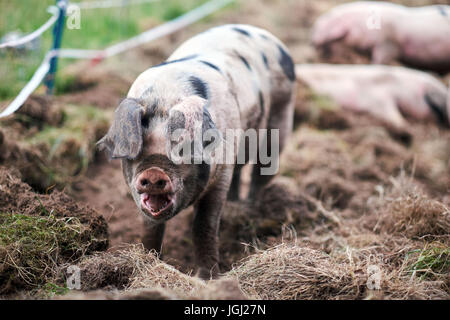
296;63;450;128
312;1;450;73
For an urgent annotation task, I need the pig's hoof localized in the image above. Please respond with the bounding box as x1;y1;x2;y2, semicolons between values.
196;265;219;280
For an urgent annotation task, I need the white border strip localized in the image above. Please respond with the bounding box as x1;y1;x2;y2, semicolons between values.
0;6;59;49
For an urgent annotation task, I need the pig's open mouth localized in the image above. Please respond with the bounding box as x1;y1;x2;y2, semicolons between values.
140;193;174;218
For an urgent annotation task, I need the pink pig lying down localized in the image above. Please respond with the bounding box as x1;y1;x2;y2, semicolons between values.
296;63;449;128
312;1;450;73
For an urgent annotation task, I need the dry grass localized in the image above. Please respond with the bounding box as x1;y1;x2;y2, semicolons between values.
370;175;450;239
229;242;449;300
229;243;362;300
61;244;247;300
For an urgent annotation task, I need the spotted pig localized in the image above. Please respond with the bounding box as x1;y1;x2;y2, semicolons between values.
98;24;296;279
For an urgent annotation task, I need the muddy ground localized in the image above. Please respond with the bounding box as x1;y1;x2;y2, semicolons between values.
0;0;449;299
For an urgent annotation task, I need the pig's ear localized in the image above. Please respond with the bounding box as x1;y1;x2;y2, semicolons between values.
97;98;144;160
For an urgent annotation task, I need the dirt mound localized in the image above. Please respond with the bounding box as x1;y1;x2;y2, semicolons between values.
230;244;363;300
220;177;309;266
60;244;247;300
370;177;450;239
15;95;63;127
0;128;50;191
0;167;108;295
57;69;130;109
0;95;112;192
66;244;153;291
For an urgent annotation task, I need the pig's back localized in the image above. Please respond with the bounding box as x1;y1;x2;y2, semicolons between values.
168;24;296;129
396;5;450;68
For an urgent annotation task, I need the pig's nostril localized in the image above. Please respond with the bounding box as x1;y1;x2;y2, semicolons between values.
155;179;166;188
140;179;149;187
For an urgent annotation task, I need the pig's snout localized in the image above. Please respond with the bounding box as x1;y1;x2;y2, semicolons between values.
136;168;173;195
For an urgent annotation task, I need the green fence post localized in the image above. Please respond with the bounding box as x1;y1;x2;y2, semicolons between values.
44;0;67;95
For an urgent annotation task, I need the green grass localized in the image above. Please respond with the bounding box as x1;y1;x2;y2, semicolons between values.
0;211;88;291
0;0;210;100
406;243;450;281
39;282;70;298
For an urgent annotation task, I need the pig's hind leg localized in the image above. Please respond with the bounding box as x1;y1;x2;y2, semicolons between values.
248;90;295;199
227;164;243;201
372;41;400;65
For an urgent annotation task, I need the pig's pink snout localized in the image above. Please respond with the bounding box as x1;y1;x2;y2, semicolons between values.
136;168;173;194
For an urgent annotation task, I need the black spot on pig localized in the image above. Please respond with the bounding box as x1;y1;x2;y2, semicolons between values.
189;76;209;100
202;107;217;145
152;54;198;68
232;27;251;37
139;101;159;129
261;52;269;69
258;90;265;110
277;45;296;82
203;108;215;128
256;90;265;125
238;55;252;71
424;91;448;125
260;33;269;40
199;60;221;73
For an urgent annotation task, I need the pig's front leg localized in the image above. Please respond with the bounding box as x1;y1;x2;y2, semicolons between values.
372;41;400;65
142;219;165;255
193;169;232;279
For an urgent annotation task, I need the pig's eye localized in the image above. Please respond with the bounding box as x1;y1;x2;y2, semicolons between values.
141;115;150;129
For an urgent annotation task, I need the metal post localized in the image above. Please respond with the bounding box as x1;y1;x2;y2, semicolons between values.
44;0;67;95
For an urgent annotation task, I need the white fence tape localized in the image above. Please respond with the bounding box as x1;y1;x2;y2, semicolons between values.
74;0;160;10
0;0;233;118
0;51;57;118
0;6;59;49
105;0;233;57
57;0;234;59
